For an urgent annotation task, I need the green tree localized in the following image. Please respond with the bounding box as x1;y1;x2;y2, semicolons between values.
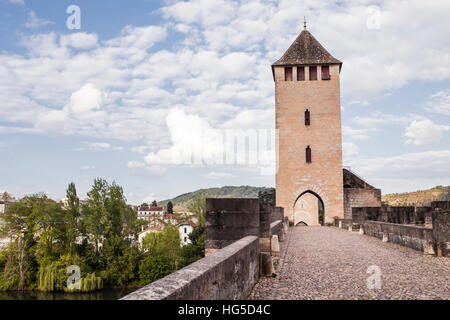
1;192;14;203
0;194;64;290
258;189;276;206
139;227;181;285
82;178;109;253
167;201;173;214
188;197;206;228
65;182;80;255
151;200;158;207
138;255;172;285
180;225;205;268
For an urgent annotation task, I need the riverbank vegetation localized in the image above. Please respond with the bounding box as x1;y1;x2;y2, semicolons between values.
0;179;205;292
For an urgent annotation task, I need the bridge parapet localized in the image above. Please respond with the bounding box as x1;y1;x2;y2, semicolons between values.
340;202;450;257
122;198;288;300
121;236;259;300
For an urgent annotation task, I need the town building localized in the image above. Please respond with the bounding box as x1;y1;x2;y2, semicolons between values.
137;205;167;222
178;223;195;246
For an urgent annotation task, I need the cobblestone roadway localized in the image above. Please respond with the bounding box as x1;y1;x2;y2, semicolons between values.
249;226;450;300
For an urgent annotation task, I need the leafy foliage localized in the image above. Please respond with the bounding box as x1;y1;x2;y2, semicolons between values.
0;179;206;292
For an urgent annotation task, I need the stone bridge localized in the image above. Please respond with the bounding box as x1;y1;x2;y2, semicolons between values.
122;199;450;300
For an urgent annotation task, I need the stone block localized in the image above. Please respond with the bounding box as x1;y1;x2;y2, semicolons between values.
432;209;450;257
205;198;260;250
271;235;280;256
260;252;274;276
259;237;271;253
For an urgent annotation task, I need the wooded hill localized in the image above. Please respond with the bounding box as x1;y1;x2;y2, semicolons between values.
382;185;450;206
159;186;274;210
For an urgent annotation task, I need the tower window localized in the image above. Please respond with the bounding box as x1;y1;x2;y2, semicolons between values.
297;66;305;81
285;67;293;81
309;66;317;80
321;66;330;80
306;146;312;163
305;109;310;126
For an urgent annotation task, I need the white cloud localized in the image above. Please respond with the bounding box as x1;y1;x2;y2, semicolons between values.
61;33;98;50
343;142;359;158
404;119;450;146
205;171;237;179
426;89;450;116
145;108;224;166
126;161;166;177
105;25;167;50
81;142;111;151
347;150;450;193
1;0;450;186
24;11;53;29
126;161;145;169
9;0;24;5
66;83;104;115
80;165;96;171
342;126;370;140
352;112;423;129
146;165;167;177
131;145;155;154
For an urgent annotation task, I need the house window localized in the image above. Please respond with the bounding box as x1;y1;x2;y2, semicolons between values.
305;109;310;126
184;237;187;242
309;66;317;80
285;67;293;81
297;66;305;81
306;146;312;163
321;66;330;80
184;227;187;234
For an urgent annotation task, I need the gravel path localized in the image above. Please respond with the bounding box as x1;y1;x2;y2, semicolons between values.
249;226;450;300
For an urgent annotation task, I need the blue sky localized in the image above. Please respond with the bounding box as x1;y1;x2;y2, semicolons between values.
0;0;449;204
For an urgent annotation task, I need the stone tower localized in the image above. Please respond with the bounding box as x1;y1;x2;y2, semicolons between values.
273;28;344;225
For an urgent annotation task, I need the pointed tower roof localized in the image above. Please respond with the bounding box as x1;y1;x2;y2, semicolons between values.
272;30;342;68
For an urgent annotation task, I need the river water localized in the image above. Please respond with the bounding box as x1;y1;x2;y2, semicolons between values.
0;288;137;300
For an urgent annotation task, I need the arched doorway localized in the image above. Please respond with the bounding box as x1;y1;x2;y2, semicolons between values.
293;190;325;226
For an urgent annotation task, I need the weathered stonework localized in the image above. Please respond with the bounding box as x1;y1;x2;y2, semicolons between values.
205;198;260;252
274;34;344;224
343;169;381;220
363;221;434;253
293;192;319;226
121;236;260;300
205;198;286;257
432;209;450;257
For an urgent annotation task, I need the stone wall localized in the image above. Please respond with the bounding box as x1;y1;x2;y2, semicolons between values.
121;236;260;300
348;202;450;257
122;198;289;300
344;189;381;220
414;206;432;225
205;198;286;255
342;169;381;220
432;209;450;257
351;203;446;226
363;221;434;253
205;198;260;255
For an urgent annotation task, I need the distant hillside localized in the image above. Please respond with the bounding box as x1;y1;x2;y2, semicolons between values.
382;186;450;206
159;186;274;211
